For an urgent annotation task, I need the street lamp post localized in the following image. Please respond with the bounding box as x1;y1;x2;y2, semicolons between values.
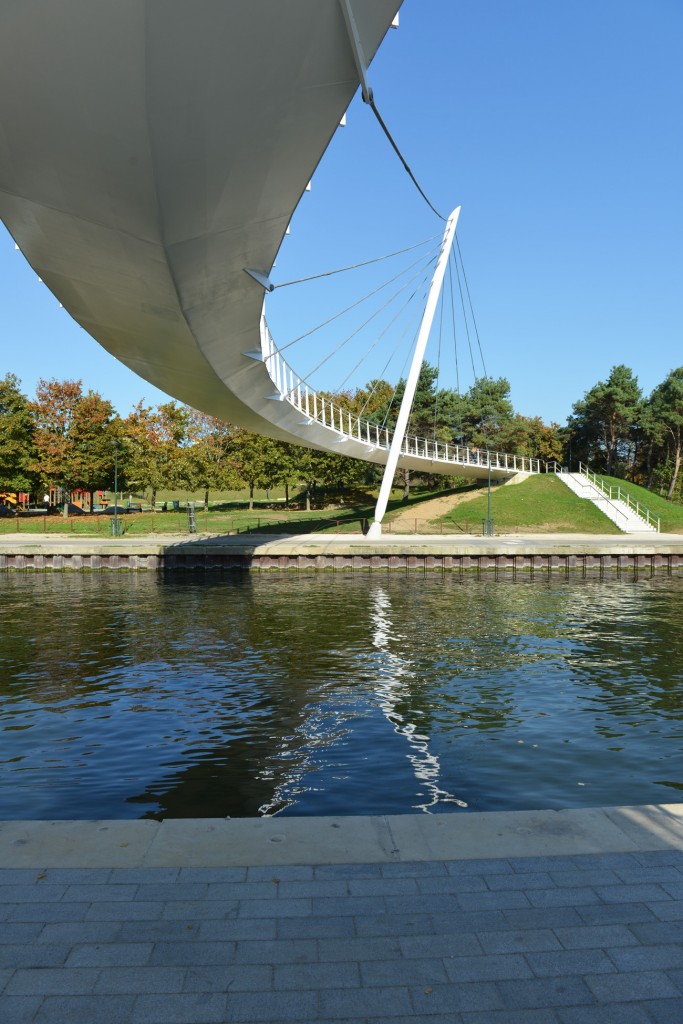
112;442;119;537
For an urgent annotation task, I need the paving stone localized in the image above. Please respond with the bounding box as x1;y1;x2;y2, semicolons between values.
349;877;419;897
64;884;138;902
0;922;43;944
207;881;281;901
457;890;532;912
276;878;349;898
526;887;601;909
0;996;43;1024
134;882;209;902
361;956;448;987
443;953;533;982
502;907;584;931
462;1011;559;1024
0;884;65;903
84;900;164;921
151;941;236;966
318;935;403;964
570;853;641;871
38;921;122;945
432;909;507;934
593;884;672;904
639;999;683;1024
554;924;639;949
119;919;207;942
585;970;681;1002
276;914;355;939
6;966;101;995
8;902;89;923
478;929;562;954
94;966;187;994
399;932;482;959
649;900;683;921
548;870;620;888
34;994;136;1024
224;989;318;1021
248;864;314;882
239;897;312;918
161;898;239;921
233;938;317;964
37;869;112;885
355;912;434;938
556;1005;653;1023
183;964;272;993
498;976;595;1009
200;918;278;942
448;859;514;876
109;868;179;884
485;872;553;891
385;893;459;915
608;944;683;971
615;867;683;885
525;949;616;977
315;863;381;880
417;874;487;894
273;960;361;990
627;920;683;944
132;992;228;1023
382;859;447;878
576;902;656;926
179;867;247;883
0;944;68;969
633;851;683;867
65;942;153;968
410;980;504;1014
320;985;413;1018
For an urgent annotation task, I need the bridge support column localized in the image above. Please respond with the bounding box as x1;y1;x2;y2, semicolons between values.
367;206;460;539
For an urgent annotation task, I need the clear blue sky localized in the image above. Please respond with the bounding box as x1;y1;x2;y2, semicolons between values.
2;0;681;426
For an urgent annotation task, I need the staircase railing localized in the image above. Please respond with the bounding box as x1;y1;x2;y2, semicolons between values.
578;463;660;532
261;318;545;474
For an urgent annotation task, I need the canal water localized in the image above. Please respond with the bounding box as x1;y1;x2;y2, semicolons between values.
1;571;681;820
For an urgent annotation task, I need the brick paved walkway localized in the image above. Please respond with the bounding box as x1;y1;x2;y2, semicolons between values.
2;849;682;1023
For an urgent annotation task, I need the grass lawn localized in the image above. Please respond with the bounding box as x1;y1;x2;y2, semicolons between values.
436;474;621;535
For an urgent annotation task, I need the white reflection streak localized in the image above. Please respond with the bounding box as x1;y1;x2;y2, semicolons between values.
371;586;467;813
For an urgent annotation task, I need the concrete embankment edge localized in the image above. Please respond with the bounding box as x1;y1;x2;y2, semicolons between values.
2;805;682;868
1;532;683;570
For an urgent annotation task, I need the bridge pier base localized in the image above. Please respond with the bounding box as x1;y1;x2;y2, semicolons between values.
366;521;383;539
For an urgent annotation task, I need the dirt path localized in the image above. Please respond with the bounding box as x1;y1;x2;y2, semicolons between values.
389;487;485;532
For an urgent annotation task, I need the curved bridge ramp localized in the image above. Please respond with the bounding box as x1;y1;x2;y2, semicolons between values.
0;2;539;482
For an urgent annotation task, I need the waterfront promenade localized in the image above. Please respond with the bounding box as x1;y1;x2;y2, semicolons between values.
2;806;683;1023
1;531;683;572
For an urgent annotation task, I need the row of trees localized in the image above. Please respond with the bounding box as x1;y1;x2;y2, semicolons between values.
1;362;681;509
567;364;683;499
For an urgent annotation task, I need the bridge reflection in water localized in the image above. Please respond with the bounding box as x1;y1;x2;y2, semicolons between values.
0;571;681;820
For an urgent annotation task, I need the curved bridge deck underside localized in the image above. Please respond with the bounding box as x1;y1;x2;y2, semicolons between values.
0;1;538;481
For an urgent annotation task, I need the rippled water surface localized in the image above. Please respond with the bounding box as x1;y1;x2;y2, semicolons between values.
1;571;682;819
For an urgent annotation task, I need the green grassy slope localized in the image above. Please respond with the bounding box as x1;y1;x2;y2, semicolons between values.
437;474;621;535
598;475;683;534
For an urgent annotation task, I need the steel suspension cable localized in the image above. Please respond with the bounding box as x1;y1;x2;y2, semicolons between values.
272;234;440;288
275;243;441;355
291;257;438;391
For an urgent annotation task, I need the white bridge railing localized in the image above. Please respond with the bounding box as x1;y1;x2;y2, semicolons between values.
261;318;545;474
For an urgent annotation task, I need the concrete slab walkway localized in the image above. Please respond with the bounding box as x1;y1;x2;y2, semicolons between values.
2;806;682;1023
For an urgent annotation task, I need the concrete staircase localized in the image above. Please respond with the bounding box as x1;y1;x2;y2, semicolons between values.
556;470;659;533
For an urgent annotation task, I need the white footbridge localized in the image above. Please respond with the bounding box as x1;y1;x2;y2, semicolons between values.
0;1;545;534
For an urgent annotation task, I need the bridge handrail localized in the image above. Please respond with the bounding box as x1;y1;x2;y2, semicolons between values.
578;463;660;532
261;321;545;474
